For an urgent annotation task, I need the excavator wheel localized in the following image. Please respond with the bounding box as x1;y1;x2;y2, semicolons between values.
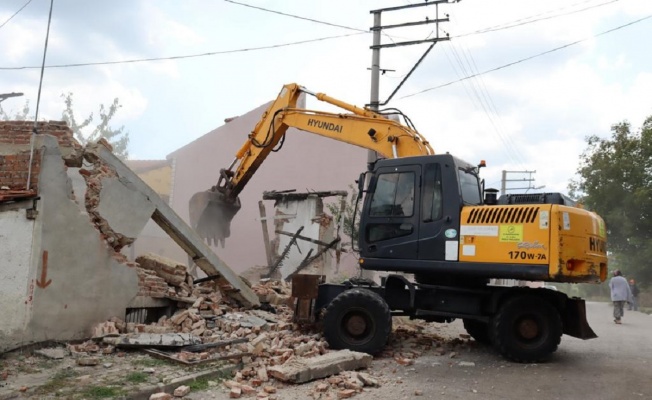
491;295;562;363
463;319;491;345
322;288;392;355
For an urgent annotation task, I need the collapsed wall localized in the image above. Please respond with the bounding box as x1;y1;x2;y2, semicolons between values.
0;121;141;352
0;121;256;353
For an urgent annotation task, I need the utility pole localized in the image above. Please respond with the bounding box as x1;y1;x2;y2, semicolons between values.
368;0;455;166
501;170;544;196
361;2;454;281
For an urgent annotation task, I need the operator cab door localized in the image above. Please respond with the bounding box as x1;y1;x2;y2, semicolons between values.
418;162;462;261
362;165;420;259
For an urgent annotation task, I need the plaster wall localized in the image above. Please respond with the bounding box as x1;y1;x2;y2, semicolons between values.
274;197;327;279
0;207;36;347
0;136;141;351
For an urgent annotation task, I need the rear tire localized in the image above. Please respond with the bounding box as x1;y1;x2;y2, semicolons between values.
491;295;562;363
323;288;392;355
463;319;491;345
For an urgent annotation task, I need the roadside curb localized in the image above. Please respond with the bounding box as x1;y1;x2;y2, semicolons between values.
125;363;237;400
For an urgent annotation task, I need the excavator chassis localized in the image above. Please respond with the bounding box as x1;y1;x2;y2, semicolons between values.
292;274;596;363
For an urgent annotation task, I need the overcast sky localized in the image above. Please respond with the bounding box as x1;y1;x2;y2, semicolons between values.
1;0;651;193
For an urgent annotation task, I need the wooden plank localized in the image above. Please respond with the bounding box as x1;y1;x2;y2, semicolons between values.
259;201;274;267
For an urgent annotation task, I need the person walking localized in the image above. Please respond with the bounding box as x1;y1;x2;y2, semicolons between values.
628;279;640;311
609;270;633;324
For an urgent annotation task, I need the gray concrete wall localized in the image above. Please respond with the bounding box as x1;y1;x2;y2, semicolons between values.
0;136;141;351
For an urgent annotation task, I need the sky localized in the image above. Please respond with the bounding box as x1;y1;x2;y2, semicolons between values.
1;0;651;194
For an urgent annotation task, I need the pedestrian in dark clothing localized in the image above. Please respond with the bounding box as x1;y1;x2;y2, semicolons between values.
628;279;640;311
609;270;633;324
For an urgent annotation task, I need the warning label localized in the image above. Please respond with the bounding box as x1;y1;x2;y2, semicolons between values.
499;225;523;242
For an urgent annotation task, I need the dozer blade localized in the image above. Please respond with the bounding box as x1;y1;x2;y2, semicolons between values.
562;297;597;339
189;189;241;247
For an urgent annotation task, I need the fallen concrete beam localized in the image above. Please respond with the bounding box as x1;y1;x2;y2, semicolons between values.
88;142;260;308
267;350;372;384
104;333;201;348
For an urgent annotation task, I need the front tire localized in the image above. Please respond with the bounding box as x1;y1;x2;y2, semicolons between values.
323;288;392;355
491;295;562;363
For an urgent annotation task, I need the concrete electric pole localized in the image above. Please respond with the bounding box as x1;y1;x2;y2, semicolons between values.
367;1;456;165
501;170;544;196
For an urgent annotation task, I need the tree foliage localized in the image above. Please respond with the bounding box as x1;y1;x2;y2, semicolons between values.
0;94;129;159
571;116;652;286
61;93;129;159
0;100;31;121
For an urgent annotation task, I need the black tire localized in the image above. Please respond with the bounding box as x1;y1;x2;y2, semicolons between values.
491;295;562;363
323;288;392;355
463;319;491;345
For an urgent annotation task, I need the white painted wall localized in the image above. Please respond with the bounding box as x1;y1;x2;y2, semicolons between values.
275;196;333;280
0;209;35;341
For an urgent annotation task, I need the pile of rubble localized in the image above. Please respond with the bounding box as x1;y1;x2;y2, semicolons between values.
88;255;472;399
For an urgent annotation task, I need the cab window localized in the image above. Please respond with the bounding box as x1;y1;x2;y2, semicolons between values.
367;171;415;242
422;164;443;221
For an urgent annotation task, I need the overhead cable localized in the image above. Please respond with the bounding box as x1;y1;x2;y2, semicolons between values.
401;14;652;99
0;32;365;70
223;0;367;32
457;0;620;38
0;0;33;30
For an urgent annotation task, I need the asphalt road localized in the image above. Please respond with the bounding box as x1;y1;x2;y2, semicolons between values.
189;302;652;400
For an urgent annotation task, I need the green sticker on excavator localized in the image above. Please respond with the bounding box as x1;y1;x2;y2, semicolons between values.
499;224;523;242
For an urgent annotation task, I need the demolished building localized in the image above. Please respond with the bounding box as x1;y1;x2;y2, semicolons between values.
0;121;257;352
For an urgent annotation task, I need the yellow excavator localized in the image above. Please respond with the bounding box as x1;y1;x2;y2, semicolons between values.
191;83;608;362
189;83;433;247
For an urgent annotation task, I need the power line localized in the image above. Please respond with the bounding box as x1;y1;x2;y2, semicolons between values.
223;0;367;32
0;0;33;30
456;0;620;38
0;1;638;72
0;32;365;70
401;14;652;99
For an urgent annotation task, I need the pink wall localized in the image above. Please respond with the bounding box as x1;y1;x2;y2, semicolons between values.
168;102;367;273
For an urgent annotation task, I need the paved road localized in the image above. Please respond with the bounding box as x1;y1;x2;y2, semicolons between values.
189;302;652;400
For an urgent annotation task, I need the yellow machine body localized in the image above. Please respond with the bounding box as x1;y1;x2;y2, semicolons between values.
459;204;607;283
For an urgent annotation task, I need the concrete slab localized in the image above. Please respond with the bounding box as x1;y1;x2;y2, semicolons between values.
104;333;201;348
267;350;372;383
97;177;155;238
89;142;259;308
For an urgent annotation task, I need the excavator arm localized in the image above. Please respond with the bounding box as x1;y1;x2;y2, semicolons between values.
191;83;434;246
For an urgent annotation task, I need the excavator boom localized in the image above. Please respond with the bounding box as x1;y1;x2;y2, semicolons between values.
190;83;433;246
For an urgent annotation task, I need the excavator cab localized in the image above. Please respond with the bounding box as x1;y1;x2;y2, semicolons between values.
358;154;482;270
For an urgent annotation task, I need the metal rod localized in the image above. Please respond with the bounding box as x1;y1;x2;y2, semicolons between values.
376;18;449;31
380;41;438;106
371;36;449;49
371;0;449;14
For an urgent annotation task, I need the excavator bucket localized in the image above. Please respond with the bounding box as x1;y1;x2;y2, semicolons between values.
188;189;241;248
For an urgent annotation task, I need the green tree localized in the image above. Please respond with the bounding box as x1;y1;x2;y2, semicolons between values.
0;94;130;159
570;116;652;286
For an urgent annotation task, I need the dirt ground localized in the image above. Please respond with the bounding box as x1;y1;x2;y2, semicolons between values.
1;302;650;400
186;302;652;400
